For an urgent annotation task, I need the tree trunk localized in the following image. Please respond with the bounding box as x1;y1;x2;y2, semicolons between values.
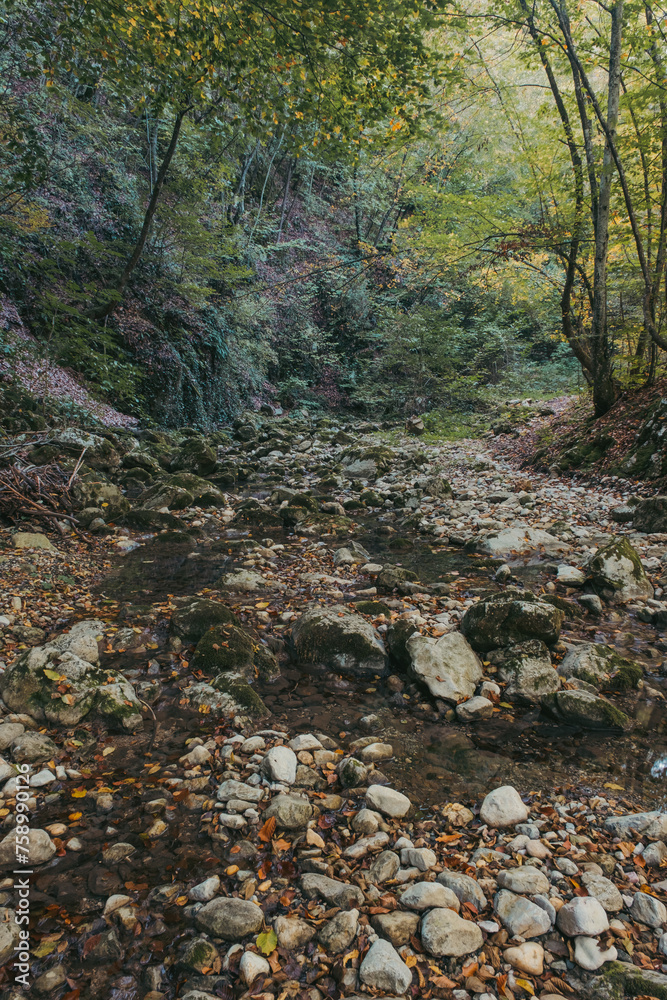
92;108;186;319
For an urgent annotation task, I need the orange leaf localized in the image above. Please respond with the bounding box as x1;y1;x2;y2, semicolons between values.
258;816;276;843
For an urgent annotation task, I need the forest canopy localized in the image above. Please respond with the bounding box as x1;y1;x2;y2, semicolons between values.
0;0;664;425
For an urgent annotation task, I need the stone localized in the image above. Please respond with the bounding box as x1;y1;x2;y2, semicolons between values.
494;890;551;939
11;732;58;763
274;915;315;950
630;891;667;927
504;942;544;975
359;938;413;994
263;794;313;829
400;847;436;871
188;876;220;902
170;598;238;642
372;911;420;947
218;569;268;592
460;590;563;652
480;786;528;828
291;605;386;675
437;872;487;911
343;832;389;860
632;495;667;533
261;746;297;784
0;828;55;868
195;898;264;939
580;872;623;912
573;936;618;971
288;734;323;752
217;779;264;803
0;909;20;966
407;631;483;703
300;874;364;909
102;842;136;864
456;696;495;721
352;808;379;835
643;841;667;867
318;908;359;953
557;897;609;937
239;951;270;984
359;741;393;762
542;689;629;730
558;643;642;690
12;532;56;551
34;964;67;993
400;882;459;912
0;723;24;751
585;536;653;603
179;936;220;973
368;850;400;884
557;565;586;586
421;908;484;957
605;810;667;840
497;867;550;895
477;527;570;557
498;640;560;703
365;784;411;818
337;757;369;788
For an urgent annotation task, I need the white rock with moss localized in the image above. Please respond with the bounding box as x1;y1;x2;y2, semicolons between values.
584;536;653;603
407;631;482;702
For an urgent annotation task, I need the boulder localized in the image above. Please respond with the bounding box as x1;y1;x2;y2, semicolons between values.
407;631;482;703
558;643;642;690
170;599;238;642
460;590;563;652
371;911;420;947
291;605;386;675
497;640;560;703
400;882;459;912
584;536;653;603
170;437;218;476
359;938;412;993
318;909;359;953
557;897;609;937
477;526;570;557
437;871;487;911
633;495;667;533
0;828;55;868
12;532;56;552
542;689;630;730
494;890;551;938
264;794;313;829
0;621;142;731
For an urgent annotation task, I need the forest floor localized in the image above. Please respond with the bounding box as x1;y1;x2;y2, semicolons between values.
1;412;667;1000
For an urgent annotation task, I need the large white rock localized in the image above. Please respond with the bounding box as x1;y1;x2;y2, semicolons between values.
504;942;544;975
239;951;270;984
480;785;528;828
574;936;618;971
365;784;411;818
557;897;609;937
494;890;551;939
359;938;412;993
261;745;297;784
407;631;482;703
478;527;570;556
400;882;459;912
0;828;55;868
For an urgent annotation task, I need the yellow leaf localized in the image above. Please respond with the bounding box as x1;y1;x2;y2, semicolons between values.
103;747;115;756
71;789;86;798
405;954;417;968
515;979;535;995
43;668;64;681
604;782;625;790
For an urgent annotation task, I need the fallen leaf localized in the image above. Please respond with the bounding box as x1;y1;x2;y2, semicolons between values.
257;929;278;955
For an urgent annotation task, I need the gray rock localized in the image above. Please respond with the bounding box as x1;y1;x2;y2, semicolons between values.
630;891;667;927
605;810;667;840
264;793;313;829
461;590;563;652
365;784;411;818
584;536;653;603
343;832;389;860
400;882;459;912
580;871;623;912
542;688;629;730
274;915;315;950
643;841;667;867
300;874;364;909
368;850;400;884
12;532;56;551
371;911;420;947
400;847;436;871
195;898;264;939
318;908;359;953
498;640;560;703
477;527;569;557
556;896;609;937
11;732;58;763
494;890;551;938
480;785;528;828
217;779;264;803
0;909;20;965
407;631;482;703
261;746;297;784
291;605;386;675
421;908;484;957
0;723;24;751
337;757;369;788
0;828;55;868
437;871;487;911
359;938;412;994
497;867;549;895
456;695;495;721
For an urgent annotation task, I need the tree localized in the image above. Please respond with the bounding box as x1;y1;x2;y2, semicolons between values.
21;0;444;315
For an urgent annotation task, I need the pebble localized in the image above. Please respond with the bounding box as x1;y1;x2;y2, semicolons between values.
480;785;529;827
365;784;411;818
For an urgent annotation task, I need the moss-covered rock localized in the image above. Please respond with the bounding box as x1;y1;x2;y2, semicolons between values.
587;960;667;1000
632;495;667;533
460;589;563;652
541;689;630;730
377;565;419;593
119;509;186;531
291;605;386;675
558;643;643;690
355;600;392;617
170;437;218;476
170;598;239;642
181;676;268;720
585;536;653;603
71;476;130;519
137;482;195;511
191;624;255;675
497;639;560;703
385;620;419;672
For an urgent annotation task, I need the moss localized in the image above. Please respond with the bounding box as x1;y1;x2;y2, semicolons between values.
170;598;238;642
602;961;667;1000
355;600;392;617
191;624;255;675
211;675;268;716
601;700;631;728
252;642;280;681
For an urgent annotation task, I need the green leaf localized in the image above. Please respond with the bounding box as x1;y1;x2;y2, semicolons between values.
256;929;277;955
43;668;63;681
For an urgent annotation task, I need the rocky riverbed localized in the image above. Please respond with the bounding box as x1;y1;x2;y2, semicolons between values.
2;410;667;1000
